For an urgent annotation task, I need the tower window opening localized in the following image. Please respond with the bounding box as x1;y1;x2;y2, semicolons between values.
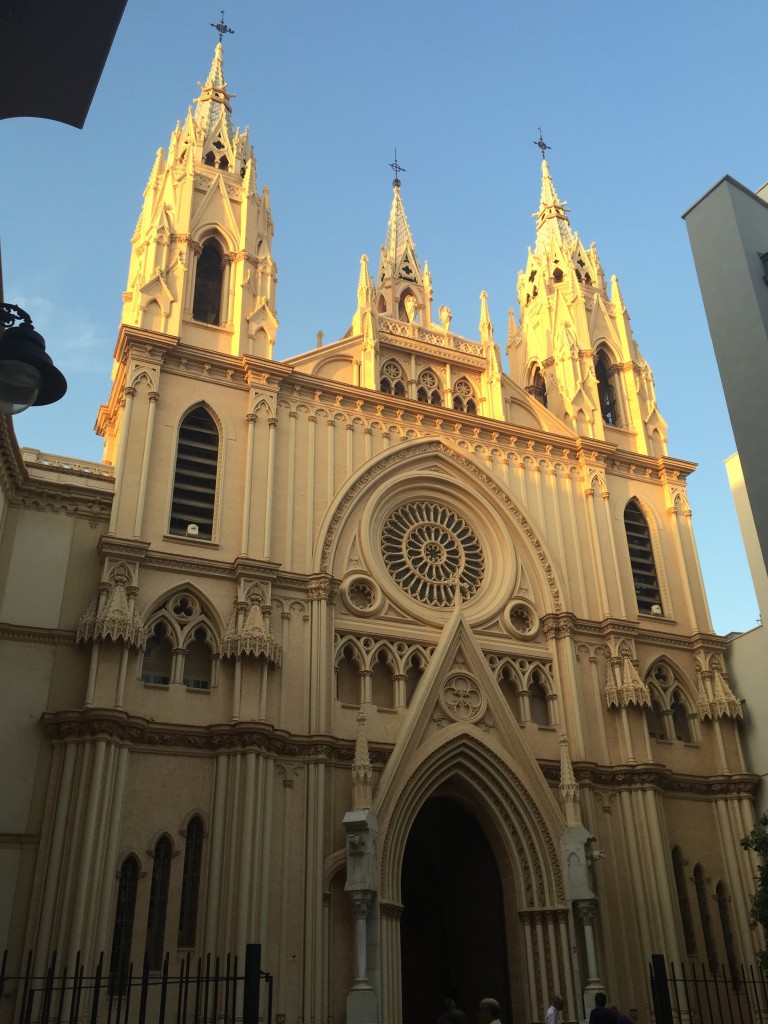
219;155;229;171
526;365;548;407
584;271;593;285
553;267;564;283
624;500;662;614
204;151;216;167
169;407;219;540
193;241;224;325
670;691;692;743
574;268;582;283
595;352;618;425
381;360;405;397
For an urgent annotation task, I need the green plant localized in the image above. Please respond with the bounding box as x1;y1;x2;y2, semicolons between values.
741;812;768;971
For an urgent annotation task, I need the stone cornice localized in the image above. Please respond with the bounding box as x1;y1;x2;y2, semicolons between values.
1;415;112;520
41;710;756;800
41;709;392;764
0;622;77;646
538;758;758;799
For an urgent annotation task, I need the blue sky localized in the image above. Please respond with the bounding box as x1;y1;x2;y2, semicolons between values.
1;0;764;636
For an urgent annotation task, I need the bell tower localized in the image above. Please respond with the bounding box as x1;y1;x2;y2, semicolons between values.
121;37;278;359
507;150;668;456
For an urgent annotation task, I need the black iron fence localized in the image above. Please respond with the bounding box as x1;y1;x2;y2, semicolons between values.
0;944;272;1024
649;953;768;1024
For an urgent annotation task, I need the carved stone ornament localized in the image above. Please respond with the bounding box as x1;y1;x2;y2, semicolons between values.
381;500;485;607
438;674;486;723
340;574;384;617
503;599;539;640
77;566;146;650
221;592;282;665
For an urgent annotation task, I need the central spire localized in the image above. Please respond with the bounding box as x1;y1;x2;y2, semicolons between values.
194;40;234;139
535;158;573;250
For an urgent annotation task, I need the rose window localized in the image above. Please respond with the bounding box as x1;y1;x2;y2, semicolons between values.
381;501;485;606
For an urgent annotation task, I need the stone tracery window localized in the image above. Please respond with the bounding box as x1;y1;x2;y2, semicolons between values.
452;377;477;414
381;501;485;607
417;368;442;405
380;359;406;397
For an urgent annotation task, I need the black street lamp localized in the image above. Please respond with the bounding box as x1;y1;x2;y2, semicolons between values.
0;304;67;414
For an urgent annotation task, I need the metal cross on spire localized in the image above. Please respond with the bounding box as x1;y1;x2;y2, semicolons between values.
390;149;406;189
210;10;234;43
533;128;551;160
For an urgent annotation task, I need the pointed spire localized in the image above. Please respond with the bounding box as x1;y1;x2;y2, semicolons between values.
379;183;420;282
479;290;494;343
534;159;573;250
194;41;235;138
559;734;582;826
352;709;373;810
357;254;374;308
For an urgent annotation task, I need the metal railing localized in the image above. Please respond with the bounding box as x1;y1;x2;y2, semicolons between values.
649;953;768;1024
0;944;272;1024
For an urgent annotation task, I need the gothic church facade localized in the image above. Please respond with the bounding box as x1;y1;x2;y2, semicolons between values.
0;42;760;1024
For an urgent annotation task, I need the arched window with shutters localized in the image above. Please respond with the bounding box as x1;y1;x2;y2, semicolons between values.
178;816;205;948
624;500;662;614
146;835;173;970
192;240;224;324
169;406;220;540
110;855;140;992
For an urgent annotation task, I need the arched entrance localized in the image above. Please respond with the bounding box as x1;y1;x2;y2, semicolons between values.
400;796;511;1024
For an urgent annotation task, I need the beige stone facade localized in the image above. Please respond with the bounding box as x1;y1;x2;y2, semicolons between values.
0;43;762;1024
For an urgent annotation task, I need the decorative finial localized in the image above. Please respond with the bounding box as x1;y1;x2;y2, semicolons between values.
390;148;406;189
533;128;551;160
210;10;234;43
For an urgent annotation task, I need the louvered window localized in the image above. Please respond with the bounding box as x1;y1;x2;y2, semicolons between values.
170;408;219;540
624;500;662;614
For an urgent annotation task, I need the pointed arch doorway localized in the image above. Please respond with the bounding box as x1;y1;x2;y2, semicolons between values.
400;796;512;1024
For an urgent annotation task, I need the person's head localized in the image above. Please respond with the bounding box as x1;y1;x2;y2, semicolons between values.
478;998;500;1022
551;996;564;1011
595;993;607;1008
444;1000;457;1013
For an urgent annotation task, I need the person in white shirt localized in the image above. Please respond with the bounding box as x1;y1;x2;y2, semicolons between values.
545;995;564;1024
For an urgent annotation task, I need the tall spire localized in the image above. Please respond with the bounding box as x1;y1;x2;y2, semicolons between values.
534;159;573;250
194;41;234;139
378;183;420;283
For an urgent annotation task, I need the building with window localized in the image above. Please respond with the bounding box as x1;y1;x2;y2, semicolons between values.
0;42;762;1024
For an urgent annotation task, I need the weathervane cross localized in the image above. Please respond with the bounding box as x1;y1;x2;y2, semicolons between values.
210;10;234;43
390;149;406;189
533;128;551;159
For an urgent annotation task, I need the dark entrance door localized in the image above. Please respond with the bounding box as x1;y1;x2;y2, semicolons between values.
400;796;512;1024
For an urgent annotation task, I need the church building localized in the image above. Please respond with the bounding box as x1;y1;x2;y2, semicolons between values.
0;40;761;1024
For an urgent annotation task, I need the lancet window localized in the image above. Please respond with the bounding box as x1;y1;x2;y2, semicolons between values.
595;350;618;425
169;406;220;540
109;856;139;992
624;500;662;614
694;864;718;974
145;835;173;970
452;378;477;414
380;359;406;397
490;656;555;727
178;816;205;948
417;368;442;405
192;239;224;324
716;882;738;982
671;846;697;955
141;622;173;686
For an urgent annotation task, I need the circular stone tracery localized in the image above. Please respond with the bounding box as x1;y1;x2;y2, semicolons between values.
381;501;485;607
